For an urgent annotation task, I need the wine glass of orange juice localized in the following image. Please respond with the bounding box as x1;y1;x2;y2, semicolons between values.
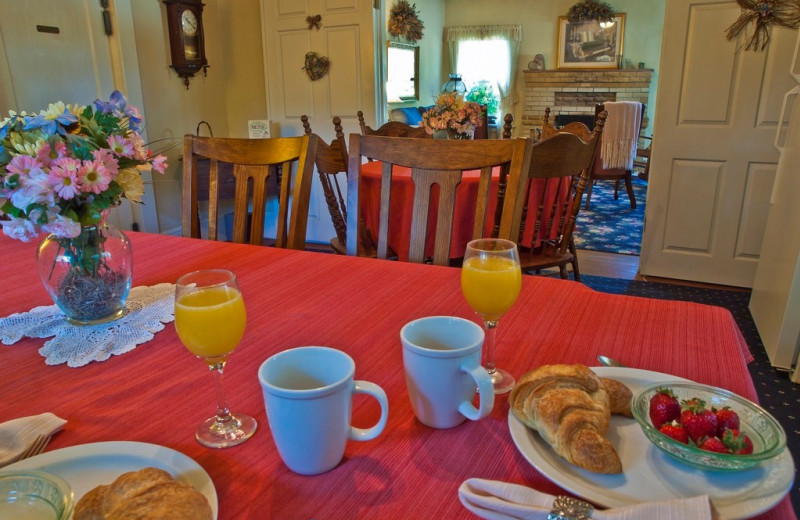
461;239;522;394
174;269;257;448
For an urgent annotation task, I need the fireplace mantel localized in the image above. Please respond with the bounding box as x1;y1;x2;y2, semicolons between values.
522;68;652;137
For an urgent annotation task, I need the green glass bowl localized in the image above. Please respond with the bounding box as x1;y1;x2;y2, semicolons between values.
0;470;74;520
631;381;787;471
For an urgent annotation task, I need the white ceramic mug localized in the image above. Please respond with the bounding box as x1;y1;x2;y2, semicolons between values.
401;316;494;429
258;346;389;475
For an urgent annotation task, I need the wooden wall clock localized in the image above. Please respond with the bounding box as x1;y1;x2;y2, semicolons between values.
164;0;209;88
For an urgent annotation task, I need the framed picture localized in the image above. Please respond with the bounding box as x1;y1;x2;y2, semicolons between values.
556;13;625;70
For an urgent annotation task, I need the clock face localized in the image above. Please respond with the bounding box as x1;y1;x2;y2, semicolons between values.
181;9;198;37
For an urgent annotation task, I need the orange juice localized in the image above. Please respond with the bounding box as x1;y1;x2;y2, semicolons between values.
175;286;246;359
461;256;521;321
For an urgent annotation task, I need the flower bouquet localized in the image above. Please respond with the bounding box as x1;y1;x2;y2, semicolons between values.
421;91;483;139
0;91;167;324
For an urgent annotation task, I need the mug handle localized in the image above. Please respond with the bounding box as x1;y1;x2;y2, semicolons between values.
457;363;494;421
349;380;389;441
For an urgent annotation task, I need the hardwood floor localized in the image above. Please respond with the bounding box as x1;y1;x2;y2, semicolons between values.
573;249;751;293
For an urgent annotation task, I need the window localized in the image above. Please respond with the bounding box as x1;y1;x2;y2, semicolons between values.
456;39;508;117
446;25;523;121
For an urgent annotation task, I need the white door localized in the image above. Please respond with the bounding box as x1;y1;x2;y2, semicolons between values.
260;0;379;244
749;30;800;374
640;0;797;287
0;0;154;232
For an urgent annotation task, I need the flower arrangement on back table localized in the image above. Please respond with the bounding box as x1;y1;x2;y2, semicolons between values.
0;91;167;323
421;91;483;139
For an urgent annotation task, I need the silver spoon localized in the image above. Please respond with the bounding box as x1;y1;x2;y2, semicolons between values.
597;355;627;368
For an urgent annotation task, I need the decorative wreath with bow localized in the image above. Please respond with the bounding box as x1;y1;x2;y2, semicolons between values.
726;0;800;51
388;0;424;43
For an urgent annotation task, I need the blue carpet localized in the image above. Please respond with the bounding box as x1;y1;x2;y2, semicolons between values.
574;178;647;256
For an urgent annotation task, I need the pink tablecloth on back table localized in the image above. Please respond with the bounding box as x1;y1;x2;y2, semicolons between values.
359;162;572;262
0;233;793;519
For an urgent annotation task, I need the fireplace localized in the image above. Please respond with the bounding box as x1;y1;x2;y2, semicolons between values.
522;69;652;137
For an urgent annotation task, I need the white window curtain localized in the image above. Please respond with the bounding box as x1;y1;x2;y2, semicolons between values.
445;25;523;117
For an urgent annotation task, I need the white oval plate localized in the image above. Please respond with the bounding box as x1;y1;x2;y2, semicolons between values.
508;367;794;520
4;441;217;519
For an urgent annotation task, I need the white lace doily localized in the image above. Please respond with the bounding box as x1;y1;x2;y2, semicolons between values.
1;283;175;368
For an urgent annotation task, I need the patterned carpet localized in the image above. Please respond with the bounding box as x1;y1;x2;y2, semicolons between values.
573;178;648;256
581;274;800;515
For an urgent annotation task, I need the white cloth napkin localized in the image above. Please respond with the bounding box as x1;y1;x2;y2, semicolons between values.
458;479;721;520
599;101;642;170
0;413;66;467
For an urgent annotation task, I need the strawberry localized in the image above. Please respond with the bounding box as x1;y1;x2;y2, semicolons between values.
715;407;740;437
680;398;718;443
658;422;689;444
649;388;681;429
722;428;754;454
698;436;729;453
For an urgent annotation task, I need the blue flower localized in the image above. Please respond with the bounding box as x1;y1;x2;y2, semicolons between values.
22;103;78;136
94;90;141;131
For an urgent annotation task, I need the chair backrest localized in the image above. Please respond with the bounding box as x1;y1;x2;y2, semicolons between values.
541;107;593;142
181;134;318;249
503;112;606;260
502;113;514;139
357;110;431;138
301;115;348;247
346;135;530;265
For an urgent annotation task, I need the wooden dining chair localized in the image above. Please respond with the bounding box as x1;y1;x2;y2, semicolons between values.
503;112;606;280
537;106;596;280
357;110;431;139
301;115;349;254
584;102;643;209
181;134;318;249
489;113;517;238
346;135;530;266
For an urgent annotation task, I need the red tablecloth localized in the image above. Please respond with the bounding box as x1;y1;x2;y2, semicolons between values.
0;233;793;520
359;161;573;262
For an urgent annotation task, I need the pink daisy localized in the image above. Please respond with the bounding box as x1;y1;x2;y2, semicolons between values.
78;160;112;194
6;155;43;176
48;161;81;200
151;155;167;174
92;148;119;175
36;141;68;168
107;135;134;158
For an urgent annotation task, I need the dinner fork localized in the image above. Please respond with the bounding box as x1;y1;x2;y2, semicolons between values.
17;434;51;461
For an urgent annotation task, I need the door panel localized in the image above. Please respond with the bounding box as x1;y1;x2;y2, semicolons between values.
737;163;776;257
326;26;362;115
680;4;739;124
663;160;720;252
640;0;797;286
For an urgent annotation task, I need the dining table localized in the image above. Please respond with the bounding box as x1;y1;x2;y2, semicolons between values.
359;161;572;262
0;231;795;519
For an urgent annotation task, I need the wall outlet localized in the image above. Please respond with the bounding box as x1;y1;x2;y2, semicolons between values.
248;120;270;138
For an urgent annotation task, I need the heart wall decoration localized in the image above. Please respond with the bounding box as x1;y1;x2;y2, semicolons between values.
303;52;330;81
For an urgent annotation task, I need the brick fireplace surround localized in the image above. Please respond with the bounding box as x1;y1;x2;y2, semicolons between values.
522;69;652;137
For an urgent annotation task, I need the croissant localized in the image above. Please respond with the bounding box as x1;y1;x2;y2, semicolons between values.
74;467;212;520
509;364;630;474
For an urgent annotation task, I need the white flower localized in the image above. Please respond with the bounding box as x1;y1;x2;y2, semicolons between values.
9;168;55;210
0;217;38;242
42;211;82;238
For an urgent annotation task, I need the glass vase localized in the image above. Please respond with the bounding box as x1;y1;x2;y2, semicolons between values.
446;128;473;140
36;214;133;325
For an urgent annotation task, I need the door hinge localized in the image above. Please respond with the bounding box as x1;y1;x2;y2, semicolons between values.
373;0;380;9
100;0;112;35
